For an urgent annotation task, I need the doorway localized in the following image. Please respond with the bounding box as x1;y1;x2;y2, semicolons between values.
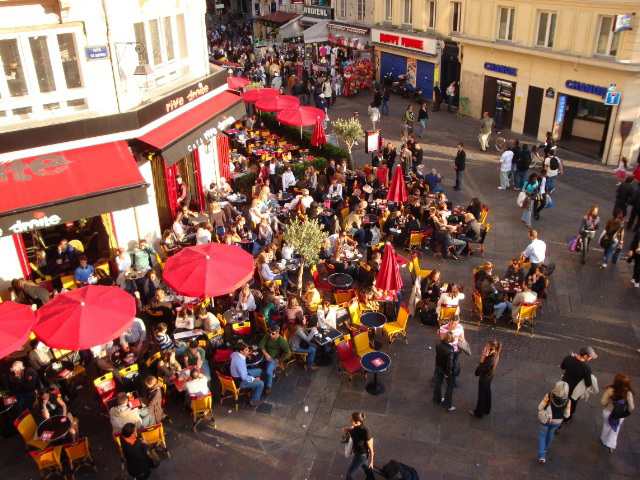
481;75;516;130
440;41;460;107
523;86;543;138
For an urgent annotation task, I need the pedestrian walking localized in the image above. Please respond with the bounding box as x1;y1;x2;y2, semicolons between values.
381;87;391;116
537;381;571;463
614;156;628;185
625;180;640;232
600;373;634;452
446;81;456;113
520;173;538;228
368;103;380;130
342;412;375;480
510;139;521;187
600;209;624;269
514;144;531;190
433;330;457;411
373;86;382;108
577;205;600;264
533;169;548;221
404;105;414;135
417;102;429;138
626;230;640;287
323;77;332;110
478;112;493;151
469;339;501;418
453;143;465;190
543;153;563;194
400;118;409;145
498;146;513;190
614;176;634;217
560;347;597;425
433;84;442;112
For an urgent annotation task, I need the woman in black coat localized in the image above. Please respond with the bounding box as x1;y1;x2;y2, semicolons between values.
469;340;501;418
628;231;640;287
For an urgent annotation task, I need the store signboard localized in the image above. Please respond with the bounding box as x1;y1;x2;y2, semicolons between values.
565;80;607;98
303;5;334;19
328;22;369;36
371;29;437;56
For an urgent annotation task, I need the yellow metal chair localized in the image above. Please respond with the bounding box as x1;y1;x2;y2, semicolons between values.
29;262;51;281
191;393;216;432
473;291;496;326
345;298;364;334
140;423;170;458
467;223;490;258
29;446;65;479
146;351;162;370
62;437;97;480
215;371;250;411
334;289;355;305
514;303;538;333
408;232;425;254
437;305;458;326
60;275;77;290
382;304;410;347
254;312;268;334
411;255;431;279
353;331;375;357
68;239;84;253
15;409;50;452
341;206;350;222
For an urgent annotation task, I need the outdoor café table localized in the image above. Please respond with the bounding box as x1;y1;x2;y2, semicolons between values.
223;308;246;325
174;329;205;342
497;279;521;299
360;352;391;396
362;214;378;228
237;232;257;254
225;193;246;207
360;312;387;351
173;367;195;392
0;392;17;438
275;258;300;272
312;328;343;366
36;415;71;443
328;273;353;290
110;349;138;369
124;268;147;281
275;192;293;205
338;247;362;264
44;360;75;383
246;347;264;367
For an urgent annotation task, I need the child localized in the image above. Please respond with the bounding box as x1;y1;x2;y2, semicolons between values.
614;156;628;185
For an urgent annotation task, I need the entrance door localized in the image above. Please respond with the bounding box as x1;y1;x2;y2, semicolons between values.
482;76;516;128
440;62;460;107
523;86;544;138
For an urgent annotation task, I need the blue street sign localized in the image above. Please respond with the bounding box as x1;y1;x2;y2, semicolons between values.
85;46;109;60
605;92;621;106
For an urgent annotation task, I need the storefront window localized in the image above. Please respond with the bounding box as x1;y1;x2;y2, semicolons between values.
57;33;82;89
498;7;515;41
536;11;556;48
0;39;29;97
577;99;607;122
596;16;620;57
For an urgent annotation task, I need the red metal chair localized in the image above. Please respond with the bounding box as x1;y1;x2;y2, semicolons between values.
93;372;116;411
311;264;332;291
334;335;366;386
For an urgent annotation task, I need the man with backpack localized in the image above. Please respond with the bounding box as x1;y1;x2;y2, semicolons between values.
513;144;531;190
543;154;563;194
510;139;522;187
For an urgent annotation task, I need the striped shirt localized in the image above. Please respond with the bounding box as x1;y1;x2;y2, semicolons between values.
153;332;175;352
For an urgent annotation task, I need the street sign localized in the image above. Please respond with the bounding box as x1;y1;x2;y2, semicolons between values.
605;92;621;106
85;45;109;60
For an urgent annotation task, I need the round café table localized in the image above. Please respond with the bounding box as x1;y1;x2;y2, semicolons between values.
276;192;293;205
223;308;245;325
360;311;387;351
37;415;71;443
328;273;353;290
44;361;75;383
361;351;391;396
246;349;265;367
110;350;138;369
225;194;247;207
362;214;378;228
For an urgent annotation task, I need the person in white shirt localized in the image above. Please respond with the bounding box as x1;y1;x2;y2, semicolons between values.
184;369;210;407
498;146;514;190
90;341;118;376
115;247;131;274
119;318;147;354
438;316;466;384
316;298;336;330
543;154;563;193
435;284;465;316
282;165;296;192
328;178;343;199
236;127;248;147
511;282;538;320
195;223;213;245
522;229;547;277
236;283;257;312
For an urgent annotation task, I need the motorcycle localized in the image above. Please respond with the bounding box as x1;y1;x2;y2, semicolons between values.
391;74;407;95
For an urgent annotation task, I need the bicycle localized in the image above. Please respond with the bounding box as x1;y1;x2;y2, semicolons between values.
493;131;506;151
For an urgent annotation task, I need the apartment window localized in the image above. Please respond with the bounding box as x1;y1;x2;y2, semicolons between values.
0;39;29;97
133;22;149;64
340;0;347;18
535;11;557;48
57;33;82;89
403;0;412;24
451;1;462;33
385;0;393;21
357;0;365;21
163;17;175;62
498;7;515;41
428;1;437;29
29;36;56;93
149;19;162;66
595;16;620;56
176;14;188;59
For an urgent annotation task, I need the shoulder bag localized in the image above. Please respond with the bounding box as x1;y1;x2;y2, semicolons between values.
538;393;552;424
611;399;631;419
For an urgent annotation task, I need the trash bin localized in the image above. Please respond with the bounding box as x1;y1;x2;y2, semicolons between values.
459;97;469;116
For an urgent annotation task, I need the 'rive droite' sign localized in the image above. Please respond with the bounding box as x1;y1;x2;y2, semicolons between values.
371;29;437;56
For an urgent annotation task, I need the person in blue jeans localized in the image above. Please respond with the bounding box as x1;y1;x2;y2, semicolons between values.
537;381;571;463
258;326;291;394
343;412;375;480
601;209;625;269
288;314;318;369
230;342;264;406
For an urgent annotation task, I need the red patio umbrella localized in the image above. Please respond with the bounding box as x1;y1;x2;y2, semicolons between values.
163;243;254;298
227;77;249;90
33;286;135;350
255;95;300;112
386;165;408;203
0;302;36;359
241;88;280;104
376;242;404;291
276;106;326;127
311;116;326;147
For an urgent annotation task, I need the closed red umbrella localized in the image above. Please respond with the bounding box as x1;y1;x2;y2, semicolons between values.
255;95;300;112
227;77;249;90
0;302;36;359
311;116;326;147
163;243;254;298
33;286;135;350
386;165;408;203
241;88;280;104
276;106;326;127
376;243;404;291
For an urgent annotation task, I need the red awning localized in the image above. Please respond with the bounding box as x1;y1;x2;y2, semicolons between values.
0;141;147;237
138;90;246;166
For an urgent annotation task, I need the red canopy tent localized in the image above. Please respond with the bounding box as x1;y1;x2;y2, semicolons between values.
276;107;326;127
386;165;407;203
227;77;249;90
0;302;36;359
311;116;326;147
241;88;280;104
33;286;135;350
255;95;300;112
163;243;254;298
376;242;404;291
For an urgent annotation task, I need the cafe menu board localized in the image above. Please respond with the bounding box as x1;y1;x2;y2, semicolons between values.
326;133;339;148
365;131;381;154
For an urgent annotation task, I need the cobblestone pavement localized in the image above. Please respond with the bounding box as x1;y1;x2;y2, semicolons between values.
3;91;638;480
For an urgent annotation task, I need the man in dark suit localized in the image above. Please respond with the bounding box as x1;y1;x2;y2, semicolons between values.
412;143;424;176
120;423;153;480
373;87;382;108
454;143;466;190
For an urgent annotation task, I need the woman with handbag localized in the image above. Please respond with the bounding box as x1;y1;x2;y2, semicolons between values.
520;173;538;229
537;381;571;463
601;209;625;269
601;374;634;452
469;340;501;419
342;411;375;480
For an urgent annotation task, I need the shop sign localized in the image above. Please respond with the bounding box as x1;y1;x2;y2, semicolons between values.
371;29;437;56
565;80;607;98
0;154;69;183
85;45;109;60
605;91;621;106
164;82;211;113
186;115;237;152
545;88;555;99
555;94;567;124
328;23;369;36
215;3;224;9
484;62;517;76
8;212;62;235
303;5;334;19
615;14;633;32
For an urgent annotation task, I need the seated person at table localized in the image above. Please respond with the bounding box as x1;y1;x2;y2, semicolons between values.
400;214;422;245
326;159;336;183
226;224;243;244
284;297;303;325
483;275;510;319
207;201;227;233
236;127;248;147
344;208;368;247
54;238;76;270
141;376;165;424
157;349;181;382
436;203;452;224
505;258;526;284
74;255;95;287
197;307;221;332
327;177;343;200
436;283;465;316
184;369;210;408
511;281;538;320
120;317;147;354
282;165;297;192
467;198;483;222
250;198;270;226
137;269;158;306
196;222;213;245
459;213;481;244
172;213;196;244
246;114;257;130
27;341;55;379
237;283;257;312
360;279;382;311
39;389;79;441
425;169;444;193
334;165;347;184
175;308;195;330
305;166;317;190
372;150;384;168
528;266;547;297
262;292;282;327
152;323;185;355
257;217;274;246
348;189;362;212
235;215;250;238
159;230;181;257
288;315;318;370
316;298;337;330
179;203;197;228
11;278;50;308
120;423;153;480
302;281;322;313
368;251;382;274
142;290;175;327
258;326;291;394
421;270;442;304
110;392;153;433
384;210;404;245
31;249;50;277
474;262;494;292
258;252;295;291
89;341;119;376
128;239;156;272
408;197;425;222
183;340;211;381
8;361;42;413
231;342;264;406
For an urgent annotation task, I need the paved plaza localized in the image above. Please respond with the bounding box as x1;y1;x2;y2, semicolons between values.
3;92;639;480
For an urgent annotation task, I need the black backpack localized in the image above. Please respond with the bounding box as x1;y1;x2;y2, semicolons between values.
549;156;559;170
612;400;631;419
519;150;531;170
